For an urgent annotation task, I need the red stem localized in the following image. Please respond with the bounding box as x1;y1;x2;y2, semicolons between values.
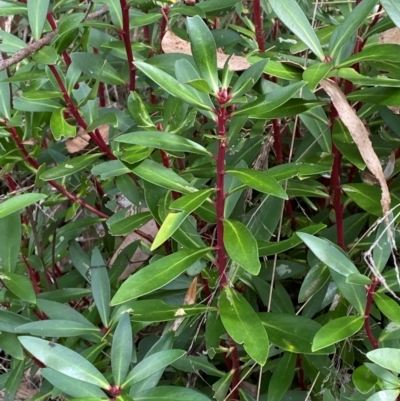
296;355;306;390
253;0;265;51
215;91;229;288
22;254;41;294
364;277;379;349
160;6;169;42
230;338;240;401
119;0;136;91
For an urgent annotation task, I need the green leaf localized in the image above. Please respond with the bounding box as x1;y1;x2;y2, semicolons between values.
342;184;382;217
212;370;233;401
169;189;214;213
109;212;153;236
352;365;378;394
346;273;371;285
151;211;188;251
111;248;211;305
27;0;49;40
0;213;20;273
329;0;378;59
233;81;306;117
91;160;130;179
0;193;47;218
298;264;330;303
373;216;394;273
312;316;364;352
259;313;335;354
303;62;332;91
186;16;218;93
226;169;288;199
219;286;269;365
0;310;31;333
41;368;107;399
0;69;11;119
0;272;36;303
40;153;102;181
112;313;132;386
132;159;197;194
16;320;100;337
33;45;58;65
3;357;24;401
18;336;109;388
258;223;326;256
127;91;156;129
223;219;260;275
123;349;186;388
381;0;400;29
268;0;325;60
0;1;26;16
135;61;214;111
71;52;125;85
367;348;400;374
268;352;296;401
375;293;400;325
172;355;224;377
91;248;111;327
135;386;212;401
365;390;400;401
50;108;76;140
114;131;211;155
126;300;216;322
297;233;358;276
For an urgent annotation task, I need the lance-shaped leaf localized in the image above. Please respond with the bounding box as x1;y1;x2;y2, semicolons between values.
40;154;101;181
329;0;379;59
312;316;364;351
268;352;296;401
268;0;325;61
0;213;20;273
111;248;211;305
226;169;288;199
367;348;400;374
223;219;261;275
111;313;132;386
232;81;306;117
380;0;400;29
28;0;49;40
109;212;153;236
135;61;213;111
114;131;210;156
219;286;269;365
186;16;219;93
134;386;212;401
18;336;109;388
297;233;358;276
0;193;47;219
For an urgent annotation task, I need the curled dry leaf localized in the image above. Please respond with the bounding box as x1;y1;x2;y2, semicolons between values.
161;30;251;71
320;79;391;216
66;125;109;153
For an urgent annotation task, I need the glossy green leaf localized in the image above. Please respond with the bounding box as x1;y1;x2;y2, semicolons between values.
226;169;288;199
258;223;326;256
40;153;101;181
91;160;130;179
50;107;76;140
268;352;296;401
375;293;400;325
219;286;269;365
151;211;188;251
312;316;364;352
0;193;47;218
352;365;378;394
135;61;213;111
223;219;260;275
329;0;378;59
91;248;110;327
135;386;212;401
18;336;109;388
233;81;306;117
346;273;371;285
373;216;393;273
126;300;216;322
342;184;382;216
27;0;49;40
170;189;214;213
172;355;224;378
109;212;153;236
0;332;24;360
16;320;100;337
111;248;211;305
186;16;218;93
367;348;400;374
71;52;125;85
0;212;20;273
268;0;325;60
297;233;358;276
112;313;132;386
298;264;330;303
303;62;333;91
123;349;186;388
114;131;211;156
127;91;156;129
379;0;400;30
0;271;36;303
3;357;24;401
41;368;107;399
212;370;233;401
259;313;335;354
0;69;10;119
132;159;197;194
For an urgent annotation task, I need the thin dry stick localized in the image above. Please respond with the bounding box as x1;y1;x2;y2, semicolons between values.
0;5;109;72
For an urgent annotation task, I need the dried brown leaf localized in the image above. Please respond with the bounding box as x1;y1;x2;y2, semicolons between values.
161;30;250;71
379;27;400;45
66;125;109;153
320;79;391;216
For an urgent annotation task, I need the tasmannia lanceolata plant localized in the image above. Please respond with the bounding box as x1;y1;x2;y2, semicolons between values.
2;0;400;400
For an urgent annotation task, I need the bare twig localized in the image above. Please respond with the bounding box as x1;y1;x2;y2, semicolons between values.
0;5;109;72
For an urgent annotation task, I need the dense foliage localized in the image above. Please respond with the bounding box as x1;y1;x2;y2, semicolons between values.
1;0;400;400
